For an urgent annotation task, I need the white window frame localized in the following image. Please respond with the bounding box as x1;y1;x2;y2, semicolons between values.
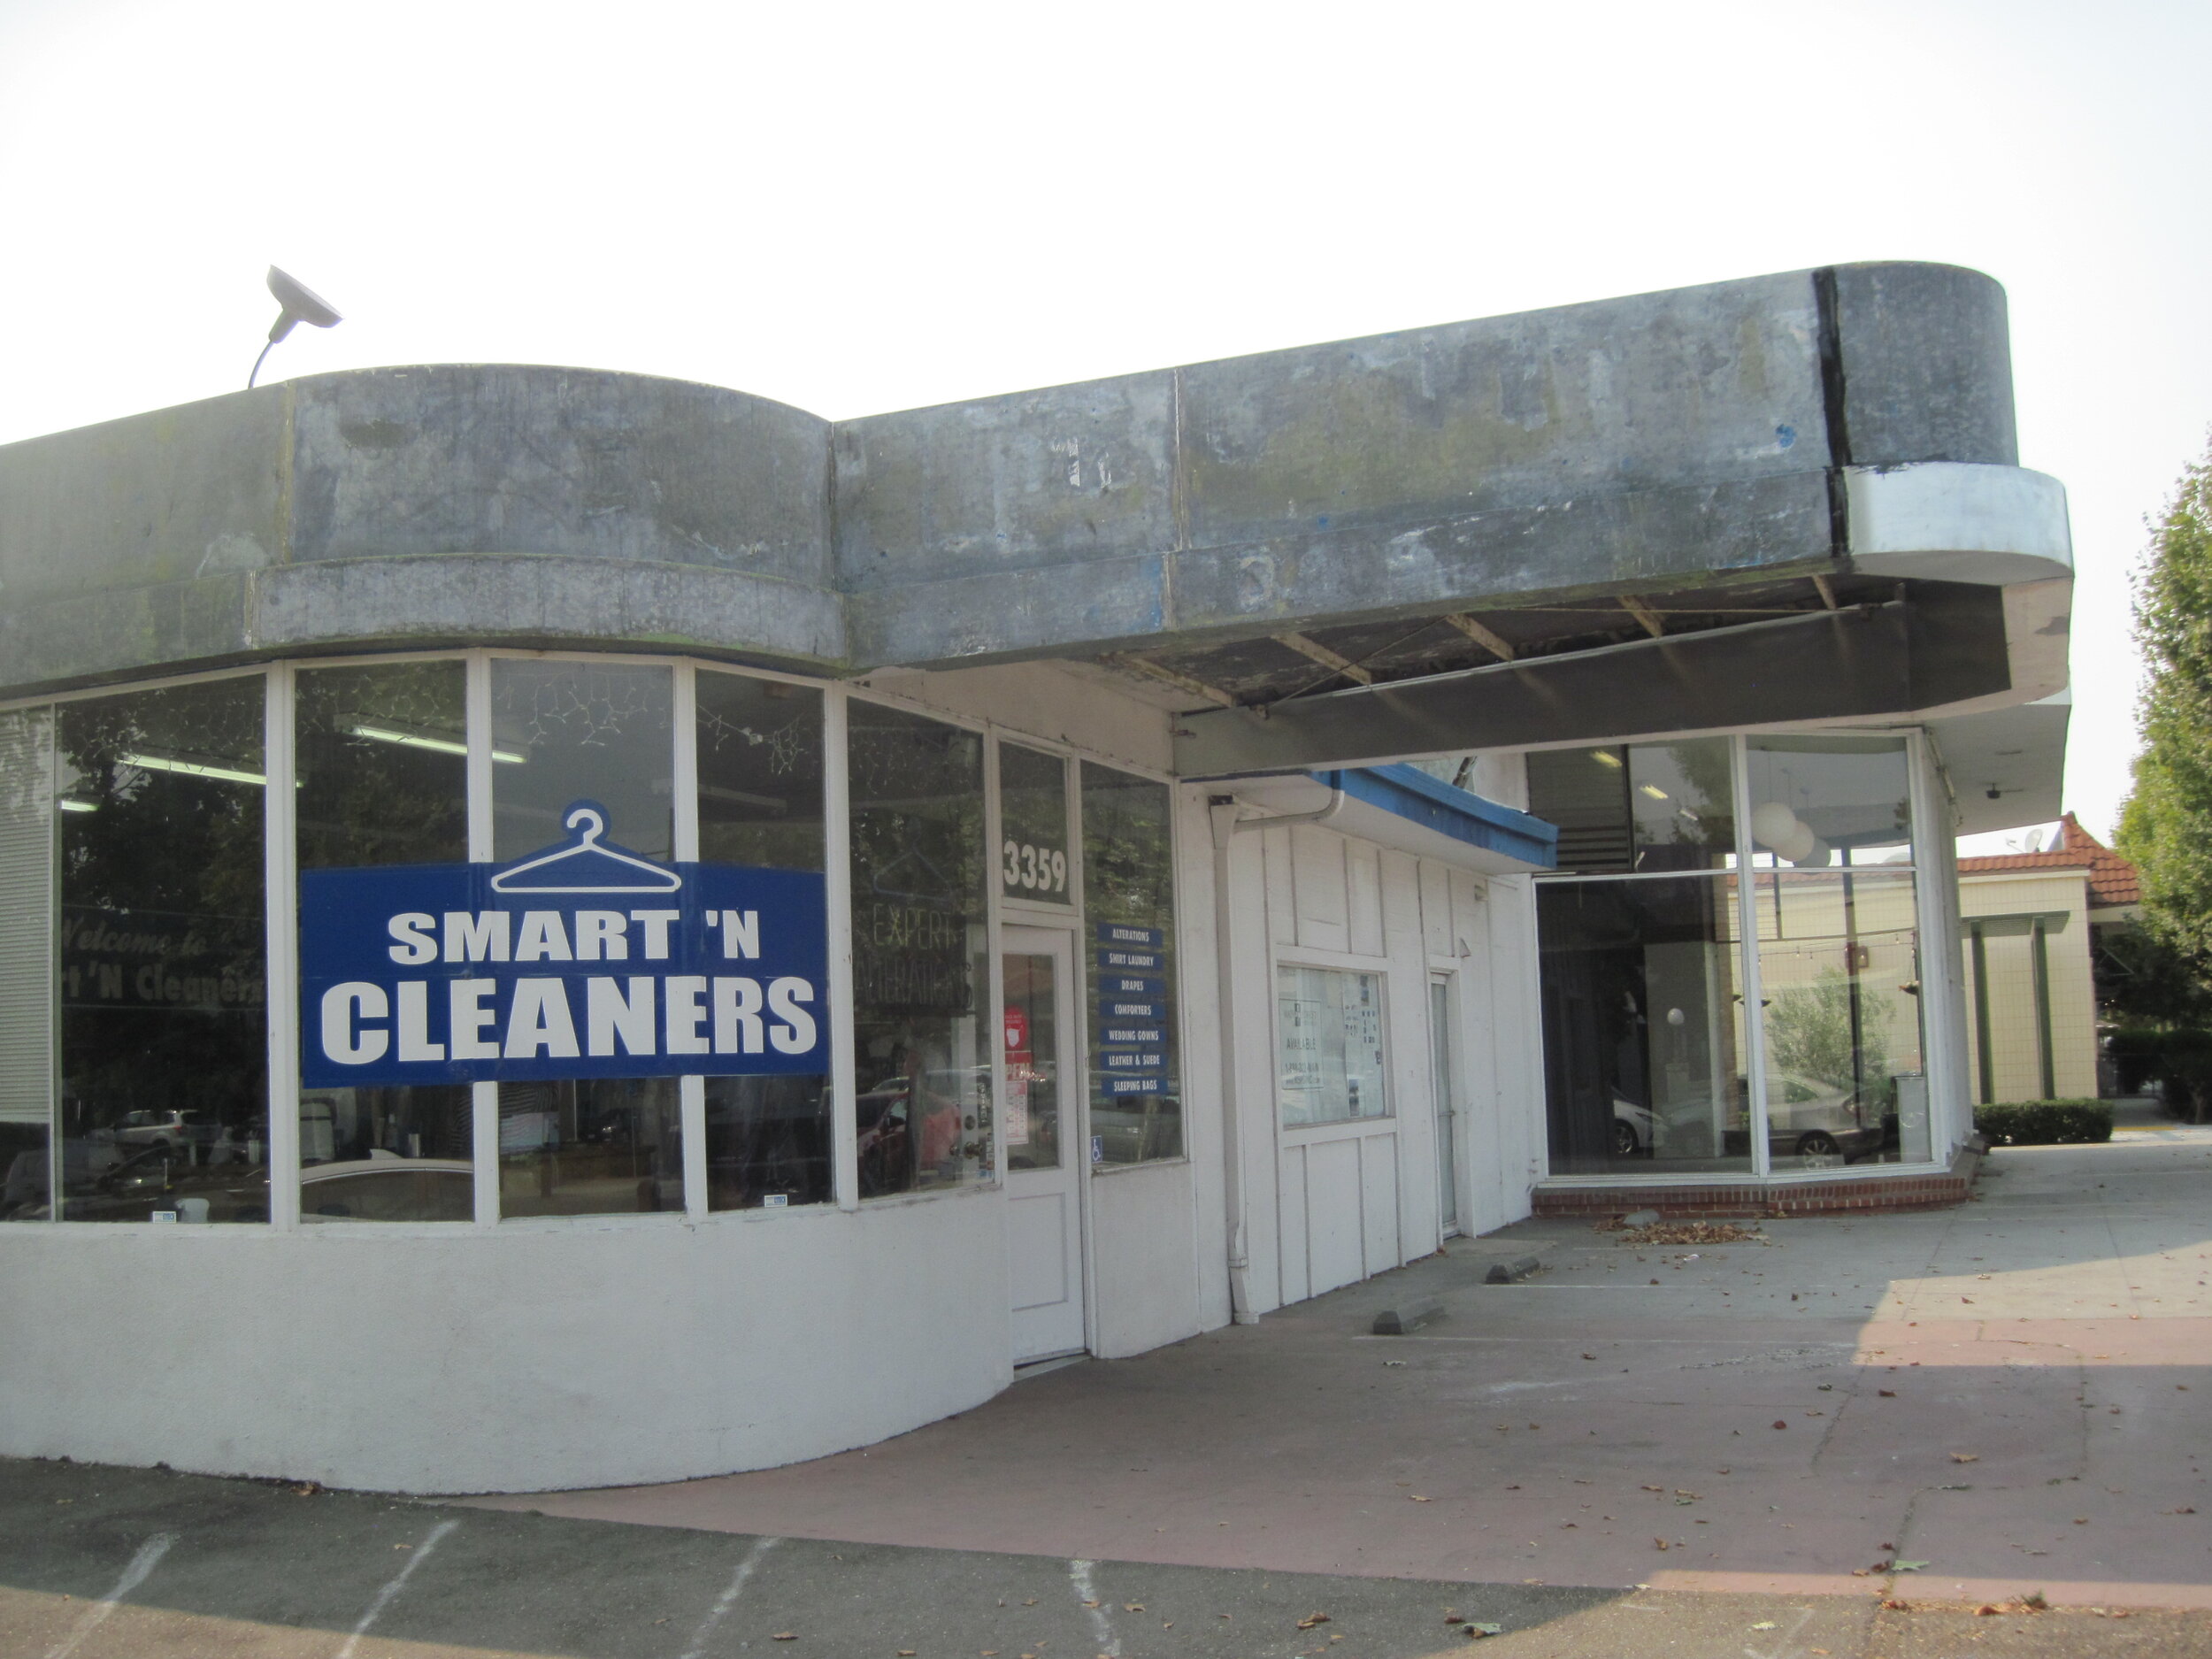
1532;726;1952;1187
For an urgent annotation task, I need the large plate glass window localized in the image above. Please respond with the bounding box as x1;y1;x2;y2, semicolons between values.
1537;876;1749;1173
53;678;269;1222
1276;965;1391;1127
1525;740;1735;875
295;661;474;1221
999;742;1071;905
1081;764;1181;1164
0;709;55;1221
1531;733;1931;1178
696;670;829;1210
1745;736;1925;1168
849;703;992;1196
491;661;681;1217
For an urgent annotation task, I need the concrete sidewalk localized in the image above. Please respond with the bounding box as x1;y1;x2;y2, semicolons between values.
472;1133;2212;1616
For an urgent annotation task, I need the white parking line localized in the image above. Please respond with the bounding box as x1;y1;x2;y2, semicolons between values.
1069;1558;1121;1659
335;1517;458;1659
679;1535;780;1659
44;1531;176;1659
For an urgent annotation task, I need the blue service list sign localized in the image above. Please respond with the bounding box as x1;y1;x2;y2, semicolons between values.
299;803;827;1087
1093;921;1169;1096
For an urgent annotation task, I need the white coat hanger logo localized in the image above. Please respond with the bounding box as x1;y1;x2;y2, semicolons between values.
489;802;681;895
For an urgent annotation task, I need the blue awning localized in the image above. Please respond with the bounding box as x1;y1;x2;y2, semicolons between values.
1311;765;1558;872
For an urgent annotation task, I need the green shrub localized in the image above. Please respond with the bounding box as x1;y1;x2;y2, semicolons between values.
1974;1100;2114;1147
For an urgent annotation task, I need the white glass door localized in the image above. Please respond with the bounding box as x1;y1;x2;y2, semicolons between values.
1003;926;1085;1362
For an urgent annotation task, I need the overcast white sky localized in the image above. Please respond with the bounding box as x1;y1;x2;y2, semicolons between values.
1;0;2203;842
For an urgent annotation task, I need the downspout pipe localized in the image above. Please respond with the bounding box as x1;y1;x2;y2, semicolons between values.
1208;785;1346;1325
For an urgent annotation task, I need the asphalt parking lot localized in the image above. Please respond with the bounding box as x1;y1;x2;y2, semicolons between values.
7;1129;2211;1657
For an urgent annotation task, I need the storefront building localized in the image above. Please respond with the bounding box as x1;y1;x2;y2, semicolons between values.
0;262;2070;1491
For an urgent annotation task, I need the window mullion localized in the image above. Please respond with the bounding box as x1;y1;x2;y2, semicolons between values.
466;655;499;1227
1733;733;1771;1179
824;686;858;1211
264;667;302;1229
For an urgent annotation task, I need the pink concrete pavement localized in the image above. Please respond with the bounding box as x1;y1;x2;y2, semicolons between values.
467;1131;2212;1612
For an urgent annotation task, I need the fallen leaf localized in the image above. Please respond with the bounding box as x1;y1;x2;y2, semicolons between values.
1409;1494;1432;1502
1878;1389;1896;1397
1977;1604;2001;1617
1652;1538;1669;1550
1772;1420;1788;1431
1893;1560;1930;1572
1442;1611;1461;1624
1948;1453;1979;1463
1080;1600;1099;1609
1641;1485;1664;1493
1469;1622;1503;1637
1751;1621;1778;1631
1295;1611;1332;1630
771;1637;796;1645
1881;1599;1909;1610
1123;1603;1144;1613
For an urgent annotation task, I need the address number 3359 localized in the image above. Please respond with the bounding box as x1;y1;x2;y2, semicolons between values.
1002;839;1068;894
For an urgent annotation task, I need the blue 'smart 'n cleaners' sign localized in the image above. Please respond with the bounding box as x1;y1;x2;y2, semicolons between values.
300;803;827;1087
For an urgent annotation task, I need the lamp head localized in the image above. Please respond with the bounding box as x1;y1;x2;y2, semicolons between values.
265;265;342;343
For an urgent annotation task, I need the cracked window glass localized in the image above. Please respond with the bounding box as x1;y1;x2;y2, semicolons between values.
492;661;673;862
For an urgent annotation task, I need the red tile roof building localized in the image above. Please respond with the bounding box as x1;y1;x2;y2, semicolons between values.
1956;812;2141;910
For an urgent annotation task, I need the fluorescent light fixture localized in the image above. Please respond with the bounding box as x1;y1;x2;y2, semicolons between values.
58;799;97;813
119;752;266;787
1639;783;1670;801
346;723;525;764
1592;749;1623;769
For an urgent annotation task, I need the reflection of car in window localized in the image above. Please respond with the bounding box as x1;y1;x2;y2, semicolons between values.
1090;1088;1180;1164
111;1110;220;1152
301;1157;473;1221
855;1078;911;1197
856;1068;990;1195
1609;1071;1883;1163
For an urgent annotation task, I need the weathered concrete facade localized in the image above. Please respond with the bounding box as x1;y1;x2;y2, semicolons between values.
1;263;2042;699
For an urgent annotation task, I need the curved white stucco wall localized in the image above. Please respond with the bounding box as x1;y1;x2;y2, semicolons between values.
0;1186;1010;1494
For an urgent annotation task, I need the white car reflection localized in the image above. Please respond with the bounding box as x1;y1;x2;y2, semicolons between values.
301;1156;474;1221
1610;1071;1882;1164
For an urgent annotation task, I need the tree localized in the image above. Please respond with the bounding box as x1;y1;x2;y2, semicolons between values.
2116;435;2212;1118
2119;437;2212;956
1767;969;1888;1097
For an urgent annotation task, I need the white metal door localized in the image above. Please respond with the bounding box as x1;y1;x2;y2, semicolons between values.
1003;926;1086;1362
1430;973;1461;1236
